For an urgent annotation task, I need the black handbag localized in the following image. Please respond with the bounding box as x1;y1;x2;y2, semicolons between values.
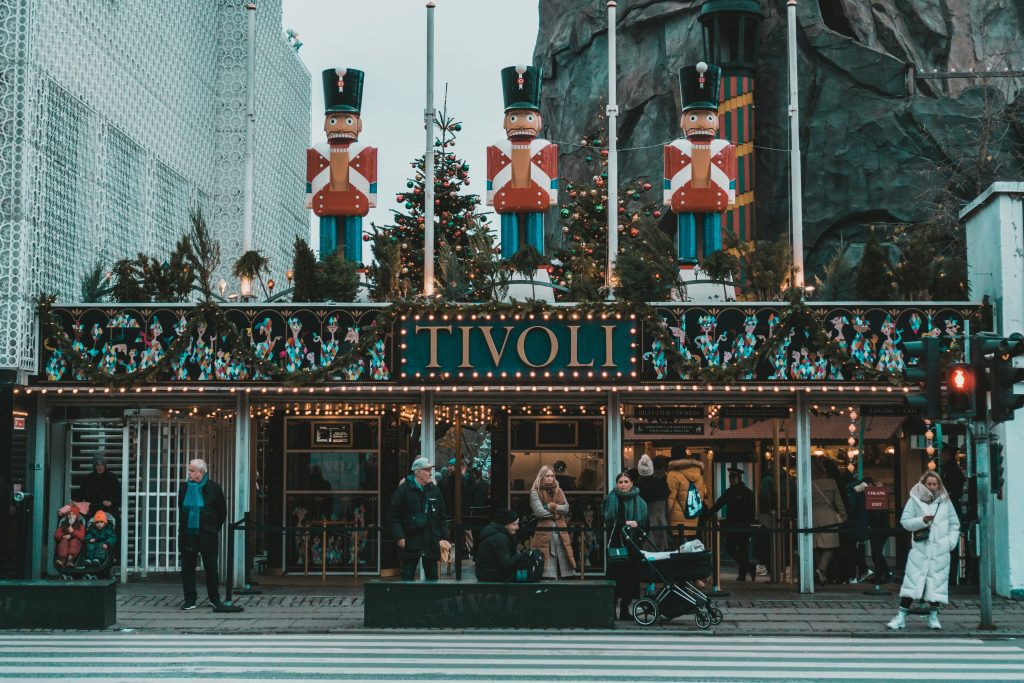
912;527;930;542
606;527;630;563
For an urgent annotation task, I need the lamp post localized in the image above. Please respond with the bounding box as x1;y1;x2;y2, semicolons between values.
423;2;436;296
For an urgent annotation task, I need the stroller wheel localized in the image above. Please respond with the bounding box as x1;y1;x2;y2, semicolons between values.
709;606;724;625
632;598;658;626
694;609;713;630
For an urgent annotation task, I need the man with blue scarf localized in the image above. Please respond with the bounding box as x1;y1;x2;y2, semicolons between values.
177;459;231;611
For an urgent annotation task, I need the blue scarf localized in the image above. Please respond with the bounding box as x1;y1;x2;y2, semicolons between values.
183;473;208;534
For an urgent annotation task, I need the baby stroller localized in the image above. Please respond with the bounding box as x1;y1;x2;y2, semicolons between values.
54;511;117;581
622;527;724;629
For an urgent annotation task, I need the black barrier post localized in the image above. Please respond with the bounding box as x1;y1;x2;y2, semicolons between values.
236;512;262;595
225;517;236;604
708;517;729;597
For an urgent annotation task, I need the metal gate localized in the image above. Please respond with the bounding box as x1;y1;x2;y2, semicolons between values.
124;418;235;577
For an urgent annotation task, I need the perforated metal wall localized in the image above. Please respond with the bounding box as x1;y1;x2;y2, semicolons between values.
0;0;311;373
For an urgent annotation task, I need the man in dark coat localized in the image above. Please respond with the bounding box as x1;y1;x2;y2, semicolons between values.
474;509;528;582
387;457;449;581
709;467;757;580
77;455;121;519
177;458;235;611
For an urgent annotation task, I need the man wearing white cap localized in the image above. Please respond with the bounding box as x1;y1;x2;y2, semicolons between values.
387;457;449;581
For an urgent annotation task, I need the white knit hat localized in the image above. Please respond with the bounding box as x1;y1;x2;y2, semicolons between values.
637;454;654;477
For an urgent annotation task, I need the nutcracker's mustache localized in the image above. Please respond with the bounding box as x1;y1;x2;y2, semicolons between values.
506;128;538;140
327;131;358;144
685;127;716;139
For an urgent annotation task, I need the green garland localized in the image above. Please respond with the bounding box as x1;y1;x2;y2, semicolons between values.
38;293;963;389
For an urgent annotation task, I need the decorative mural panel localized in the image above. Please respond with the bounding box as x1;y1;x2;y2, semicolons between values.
39;305;394;385
640;303;978;383
38;302;982;387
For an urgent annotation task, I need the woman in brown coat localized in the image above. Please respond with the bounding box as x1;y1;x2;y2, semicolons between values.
811;459;846;584
666;446;708;542
530;465;576;578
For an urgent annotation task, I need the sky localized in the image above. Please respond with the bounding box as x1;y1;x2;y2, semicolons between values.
281;0;541;259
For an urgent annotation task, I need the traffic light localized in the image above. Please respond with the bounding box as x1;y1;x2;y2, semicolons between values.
990;333;1024;423
990;441;1005;499
905;337;940;419
945;362;976;419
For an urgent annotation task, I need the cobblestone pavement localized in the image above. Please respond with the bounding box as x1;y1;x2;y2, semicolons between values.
31;576;1011;637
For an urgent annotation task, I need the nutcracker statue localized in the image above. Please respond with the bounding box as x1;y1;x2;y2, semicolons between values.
306;68;377;264
664;62;736;265
486;65;558;262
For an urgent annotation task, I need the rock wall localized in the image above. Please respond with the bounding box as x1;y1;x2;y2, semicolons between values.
533;0;1024;277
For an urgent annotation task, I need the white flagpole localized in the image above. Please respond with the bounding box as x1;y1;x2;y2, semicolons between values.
423;2;437;296
787;0;804;288
605;1;619;299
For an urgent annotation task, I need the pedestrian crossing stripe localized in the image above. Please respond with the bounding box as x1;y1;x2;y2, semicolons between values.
0;634;1022;681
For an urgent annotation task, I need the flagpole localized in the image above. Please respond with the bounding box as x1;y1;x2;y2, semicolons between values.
605;1;619;300
787;0;804;288
423;2;437;296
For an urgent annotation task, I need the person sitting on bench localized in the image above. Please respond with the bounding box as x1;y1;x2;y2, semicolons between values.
475;509;528;582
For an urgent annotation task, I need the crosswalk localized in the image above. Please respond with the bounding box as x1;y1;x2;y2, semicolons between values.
0;632;1022;681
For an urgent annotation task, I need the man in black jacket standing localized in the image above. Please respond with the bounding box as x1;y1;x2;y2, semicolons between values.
475;509;528;582
388;457;449;581
709;466;757;581
177;458;238;611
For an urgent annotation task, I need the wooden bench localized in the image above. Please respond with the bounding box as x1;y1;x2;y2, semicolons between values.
0;579;116;629
364;580;615;628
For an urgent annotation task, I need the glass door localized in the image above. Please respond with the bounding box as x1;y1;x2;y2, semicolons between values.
282;417;380;575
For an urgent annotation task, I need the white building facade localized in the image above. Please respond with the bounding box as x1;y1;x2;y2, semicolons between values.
962;182;1024;599
0;0;310;377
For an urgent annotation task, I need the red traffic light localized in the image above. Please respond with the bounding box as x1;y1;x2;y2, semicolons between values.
945;362;976;419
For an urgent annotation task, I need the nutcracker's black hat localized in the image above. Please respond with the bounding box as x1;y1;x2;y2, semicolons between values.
679;62;722;112
321;68;364;115
501;65;543;112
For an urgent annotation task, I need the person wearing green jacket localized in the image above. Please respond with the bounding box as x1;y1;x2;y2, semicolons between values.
603;471;649;620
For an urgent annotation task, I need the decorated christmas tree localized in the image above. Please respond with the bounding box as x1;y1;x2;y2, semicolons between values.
550;113;676;301
369;108;502;302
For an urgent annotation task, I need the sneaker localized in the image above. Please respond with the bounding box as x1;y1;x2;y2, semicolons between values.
928;612;942;630
755;564;768;577
858;569;875;583
180;602;197;611
886;611;906;630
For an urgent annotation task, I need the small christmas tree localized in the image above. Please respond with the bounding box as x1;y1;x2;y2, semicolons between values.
369;107;500;301
856;228;895;301
549;113;673;301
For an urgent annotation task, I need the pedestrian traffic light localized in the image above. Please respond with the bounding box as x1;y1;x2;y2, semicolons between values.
990;333;1024;423
945;362;976;419
905;337;940;419
990;441;1005;499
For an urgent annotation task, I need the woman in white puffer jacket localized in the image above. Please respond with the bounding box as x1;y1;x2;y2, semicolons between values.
886;471;960;630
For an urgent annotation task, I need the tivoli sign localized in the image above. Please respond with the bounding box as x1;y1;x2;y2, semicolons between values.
400;314;637;381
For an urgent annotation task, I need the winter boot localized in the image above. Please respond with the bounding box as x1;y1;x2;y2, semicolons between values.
886;608;907;630
928;610;942;630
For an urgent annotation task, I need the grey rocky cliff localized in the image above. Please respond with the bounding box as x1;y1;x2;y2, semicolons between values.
533;0;1024;283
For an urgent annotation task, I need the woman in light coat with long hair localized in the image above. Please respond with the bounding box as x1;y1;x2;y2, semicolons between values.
529;465;576;579
886;470;961;630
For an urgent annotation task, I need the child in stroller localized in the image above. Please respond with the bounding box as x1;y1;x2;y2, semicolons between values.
84;510;116;567
54;502;117;579
53;502;85;569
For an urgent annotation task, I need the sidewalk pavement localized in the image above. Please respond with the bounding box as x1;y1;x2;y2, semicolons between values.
61;575;1024;637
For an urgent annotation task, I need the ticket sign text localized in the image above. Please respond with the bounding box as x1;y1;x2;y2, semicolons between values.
401;317;636;381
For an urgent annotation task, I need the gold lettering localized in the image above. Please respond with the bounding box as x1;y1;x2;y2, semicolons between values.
479;326;514;366
459;326;472;368
413;325;453;369
602;325;617;368
517;326;558;368
567;325;594;367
